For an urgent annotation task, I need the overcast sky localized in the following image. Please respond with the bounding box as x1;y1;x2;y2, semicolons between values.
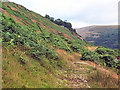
8;0;119;28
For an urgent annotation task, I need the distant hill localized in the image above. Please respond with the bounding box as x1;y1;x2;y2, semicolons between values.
76;25;118;49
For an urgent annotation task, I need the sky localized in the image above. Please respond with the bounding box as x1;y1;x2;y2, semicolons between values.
8;0;119;28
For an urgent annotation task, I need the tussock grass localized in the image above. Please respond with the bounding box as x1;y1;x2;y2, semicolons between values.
88;70;118;88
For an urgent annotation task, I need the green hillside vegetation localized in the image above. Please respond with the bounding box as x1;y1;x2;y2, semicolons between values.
86;29;118;49
1;2;120;88
76;26;118;49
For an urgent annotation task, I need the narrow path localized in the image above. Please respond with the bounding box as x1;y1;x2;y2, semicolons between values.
56;49;118;88
60;61;92;88
60;60;118;88
73;61;118;80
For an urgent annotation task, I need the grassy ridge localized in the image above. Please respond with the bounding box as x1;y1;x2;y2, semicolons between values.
2;2;78;39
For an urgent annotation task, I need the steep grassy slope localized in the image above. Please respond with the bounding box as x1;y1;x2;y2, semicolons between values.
2;45;119;88
2;46;66;88
1;1;88;88
76;25;118;49
1;2;82;40
1;1;120;88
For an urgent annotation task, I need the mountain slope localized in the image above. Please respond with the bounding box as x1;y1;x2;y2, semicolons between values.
1;1;119;88
1;2;82;40
76;25;118;49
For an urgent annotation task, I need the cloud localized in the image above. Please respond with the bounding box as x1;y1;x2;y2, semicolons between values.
9;0;119;28
69;20;89;28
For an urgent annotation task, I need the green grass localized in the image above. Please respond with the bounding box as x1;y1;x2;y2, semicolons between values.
2;2;78;40
2;46;67;88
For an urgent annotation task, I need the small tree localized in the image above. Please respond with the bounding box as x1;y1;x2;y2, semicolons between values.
45;14;50;19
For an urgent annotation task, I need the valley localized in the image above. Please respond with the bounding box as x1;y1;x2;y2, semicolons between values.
76;25;118;49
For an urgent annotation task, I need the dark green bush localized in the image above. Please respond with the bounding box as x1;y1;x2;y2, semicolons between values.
96;47;118;56
113;61;120;71
100;54;114;67
81;50;99;62
49;35;72;52
71;43;85;54
63;38;72;44
30;46;58;60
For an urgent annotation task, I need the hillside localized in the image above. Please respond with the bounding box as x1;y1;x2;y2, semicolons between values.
1;1;120;88
76;25;118;49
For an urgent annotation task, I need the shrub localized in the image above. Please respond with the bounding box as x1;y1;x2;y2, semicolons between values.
81;50;99;62
113;61;120;73
49;35;72;52
46;49;58;60
64;38;72;44
71;43;84;53
96;47;118;56
30;46;58;60
100;54;114;67
2;32;12;42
